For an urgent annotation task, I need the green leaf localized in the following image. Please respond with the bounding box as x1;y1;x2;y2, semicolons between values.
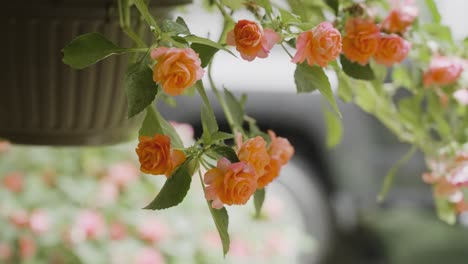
421;24;453;43
325;0;339;15
176;17;191;34
254;189;265;219
435;198;456;225
221;0;243;10
424;0;441;24
294;63;341;117
224;88;245;128
138;106;184;148
191;43;219;68
340;55;375;81
125;61;157;118
208;205;230;256
255;0;273;14
323;102;343;148
185;35;236;57
211;132;234;142
201;104;219;143
377;146;417;202
63;33;130;69
211;146;239;163
337;71;353;102
161;19;190;36
144;159;197;210
278;8;301;25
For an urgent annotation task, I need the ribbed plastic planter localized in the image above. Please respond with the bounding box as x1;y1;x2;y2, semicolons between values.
0;0;190;146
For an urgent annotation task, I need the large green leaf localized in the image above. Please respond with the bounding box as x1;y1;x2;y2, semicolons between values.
323;102;343;148
125;61;157;118
340;55;375;81
254;188;266;219
161;18;190;35
224;88;245;128
144;159;197;210
208;205;230;256
63;33;128;69
185;35;236;56
424;0;441;24
325;0;339;15
294;63;341;116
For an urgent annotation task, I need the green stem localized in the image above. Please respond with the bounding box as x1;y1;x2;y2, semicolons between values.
280;43;293;59
118;0;147;48
214;0;236;24
134;0;161;36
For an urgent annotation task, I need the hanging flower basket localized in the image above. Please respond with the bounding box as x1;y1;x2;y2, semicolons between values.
0;0;191;146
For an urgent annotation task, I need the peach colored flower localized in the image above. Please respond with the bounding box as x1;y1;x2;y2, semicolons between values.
373;34;410;66
292;22;342;67
29;209;50;234
226;20;281;61
238;136;270;176
381;0;418;34
2;172;24;193
257;158;281;189
151;47;204;96
423;56;463;87
342;17;380;65
204;158;258;209
267;130;294;166
136;134;186;177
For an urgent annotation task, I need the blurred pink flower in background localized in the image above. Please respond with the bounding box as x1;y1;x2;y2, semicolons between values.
72;210;105;241
134;248;166;264
0;140;11;153
264;232;292;256
109;222;128;241
423;56;464;87
19;236;36;260
454;89;468;105
202;231;222;250
97;180;119;206
2;172;24;193
0;243;12;261
9;210;29;228
29;209;50;234
264;196;285;218
170;122;195;147
137;219;170;244
106;162;139;188
230;238;251;258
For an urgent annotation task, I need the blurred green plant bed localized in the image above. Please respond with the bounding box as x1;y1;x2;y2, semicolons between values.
0;140;313;264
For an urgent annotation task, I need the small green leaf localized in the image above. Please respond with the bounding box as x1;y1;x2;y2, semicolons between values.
125;61;157;118
176;17;191;34
424;0;441;24
211;146;239;163
255;0;273;14
211;132;234;142
161;19;190;35
323;102;343;148
201;104;219;143
191;43;219;68
337;71;353;102
377;146;417;202
435;198;456;225
139;106;160;137
254;189;265;219
278;8;301;25
340;55;375;81
63;33;127;69
325;0;339;15
208;205;230;256
144;159;197;210
294;63;341;116
224;88;245;128
138;106;184;148
185;35;236;57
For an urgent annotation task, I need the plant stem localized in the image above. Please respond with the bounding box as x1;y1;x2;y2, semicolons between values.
134;0;161;37
280;43;293;59
118;0;147;48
